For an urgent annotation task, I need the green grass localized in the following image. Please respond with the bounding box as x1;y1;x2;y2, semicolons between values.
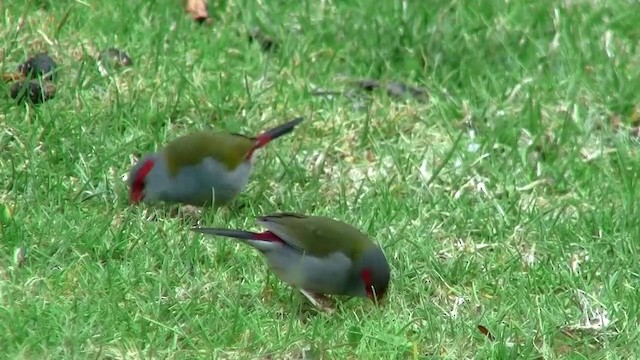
1;0;639;358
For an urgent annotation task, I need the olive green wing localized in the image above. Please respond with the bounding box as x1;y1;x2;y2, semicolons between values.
257;212;372;259
164;131;255;176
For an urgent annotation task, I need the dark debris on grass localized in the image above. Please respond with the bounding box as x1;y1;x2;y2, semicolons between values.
10;80;57;104
97;47;133;76
248;27;278;53
311;78;429;103
17;52;57;81
350;79;429;102
4;52;58;105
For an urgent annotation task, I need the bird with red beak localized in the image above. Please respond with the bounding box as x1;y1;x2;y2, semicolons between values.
127;117;303;207
192;212;392;307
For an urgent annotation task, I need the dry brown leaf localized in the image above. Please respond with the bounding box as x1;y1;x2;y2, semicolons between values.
477;325;495;341
2;72;25;82
184;0;211;24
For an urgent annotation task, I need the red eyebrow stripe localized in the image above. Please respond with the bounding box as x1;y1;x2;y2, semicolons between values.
130;159;155;203
137;159;155;183
361;268;373;284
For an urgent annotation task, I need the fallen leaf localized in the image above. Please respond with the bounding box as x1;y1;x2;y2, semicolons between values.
184;0;211;24
2;72;24;82
477;325;495;341
10;80;57;104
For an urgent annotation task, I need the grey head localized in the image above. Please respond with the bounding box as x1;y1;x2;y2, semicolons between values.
343;245;391;302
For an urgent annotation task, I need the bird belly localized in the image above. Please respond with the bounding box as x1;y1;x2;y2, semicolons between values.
265;247;352;296
166;159;252;206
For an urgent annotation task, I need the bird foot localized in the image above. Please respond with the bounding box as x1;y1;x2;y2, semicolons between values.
299;289;335;313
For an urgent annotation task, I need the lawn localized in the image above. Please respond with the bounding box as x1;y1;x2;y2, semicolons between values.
1;0;639;358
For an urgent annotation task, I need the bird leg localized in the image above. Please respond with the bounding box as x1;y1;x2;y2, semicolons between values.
299;289;334;313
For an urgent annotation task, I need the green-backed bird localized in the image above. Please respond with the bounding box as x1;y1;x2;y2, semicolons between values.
128;117;303;207
192;212;391;304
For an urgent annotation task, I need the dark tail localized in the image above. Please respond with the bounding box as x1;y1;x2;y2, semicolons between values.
253;116;304;149
191;227;284;243
191;228;258;239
